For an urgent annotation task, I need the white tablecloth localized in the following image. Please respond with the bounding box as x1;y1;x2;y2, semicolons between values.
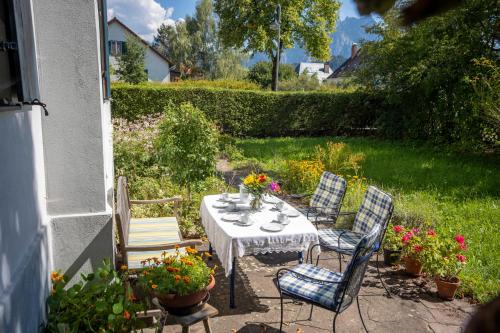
200;194;319;276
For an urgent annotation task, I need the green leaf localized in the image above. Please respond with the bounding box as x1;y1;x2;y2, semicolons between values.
112;302;123;314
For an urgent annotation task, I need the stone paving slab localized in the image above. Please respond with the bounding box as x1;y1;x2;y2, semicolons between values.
148;245;474;333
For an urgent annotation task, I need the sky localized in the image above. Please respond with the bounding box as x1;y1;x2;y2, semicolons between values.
108;0;361;42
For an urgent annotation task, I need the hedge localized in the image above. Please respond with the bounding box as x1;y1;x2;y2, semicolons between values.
111;83;384;137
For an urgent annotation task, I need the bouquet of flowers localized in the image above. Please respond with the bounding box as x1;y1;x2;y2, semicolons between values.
242;173;280;209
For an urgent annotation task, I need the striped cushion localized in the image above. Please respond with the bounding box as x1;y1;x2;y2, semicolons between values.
318;229;364;253
127;217;181;269
278;263;343;309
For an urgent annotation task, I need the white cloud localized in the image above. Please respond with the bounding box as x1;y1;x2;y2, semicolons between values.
107;0;176;42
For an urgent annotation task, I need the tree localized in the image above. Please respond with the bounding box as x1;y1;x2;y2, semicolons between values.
213;48;248;80
247;61;296;89
356;0;500;144
155;102;218;198
214;0;340;91
155;0;219;78
116;36;148;84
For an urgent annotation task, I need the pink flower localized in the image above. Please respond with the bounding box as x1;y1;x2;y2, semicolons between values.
459;243;467;251
269;181;281;193
413;245;423;253
412;228;421;234
427;229;436;237
402;232;413;244
393;225;404;233
455;234;465;244
456;254;466;263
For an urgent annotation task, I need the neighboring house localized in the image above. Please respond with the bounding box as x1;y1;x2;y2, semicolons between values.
108;17;171;82
295;62;332;82
0;0;113;332
326;43;362;84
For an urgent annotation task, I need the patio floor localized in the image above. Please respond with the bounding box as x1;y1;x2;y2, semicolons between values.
154;243;476;333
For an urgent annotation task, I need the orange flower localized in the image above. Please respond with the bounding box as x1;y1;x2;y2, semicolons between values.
186;247;198;254
204;252;212;258
120;265;128;271
175;244;180;249
51;271;59;281
183;276;190;284
151;284;158;289
175;275;181;281
123;310;131;320
258;174;267;183
167;266;176;272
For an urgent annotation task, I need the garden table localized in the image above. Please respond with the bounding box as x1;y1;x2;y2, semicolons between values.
200;194;319;308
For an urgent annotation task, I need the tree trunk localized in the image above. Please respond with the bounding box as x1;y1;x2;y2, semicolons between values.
271;54;278;91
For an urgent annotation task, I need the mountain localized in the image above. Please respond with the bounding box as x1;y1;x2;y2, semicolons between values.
246;15;378;68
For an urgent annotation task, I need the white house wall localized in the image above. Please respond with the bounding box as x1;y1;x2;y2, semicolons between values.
0;106;50;333
108;22;170;82
31;0;114;285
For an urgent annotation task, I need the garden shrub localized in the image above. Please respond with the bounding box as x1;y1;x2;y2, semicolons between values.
111;83;382;138
155;102;219;196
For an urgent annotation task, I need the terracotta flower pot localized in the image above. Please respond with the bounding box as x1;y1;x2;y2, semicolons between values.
403;256;423;277
154;275;215;315
383;248;402;266
435;276;460;301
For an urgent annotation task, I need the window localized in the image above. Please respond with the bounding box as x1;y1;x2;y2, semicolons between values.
108;40;127;56
0;0;22;105
97;0;110;99
0;0;39;107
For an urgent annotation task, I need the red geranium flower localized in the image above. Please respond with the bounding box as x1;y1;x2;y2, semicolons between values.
393;225;404;233
413;245;423;252
402;232;412;244
455;234;465;244
258;175;267;183
459;243;467;251
427;229;436;237
412;228;421;234
456;254;466;263
123;310;131;320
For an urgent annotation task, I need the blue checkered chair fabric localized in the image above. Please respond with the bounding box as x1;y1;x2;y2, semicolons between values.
318;186;393;255
277;225;381;313
306;172;347;224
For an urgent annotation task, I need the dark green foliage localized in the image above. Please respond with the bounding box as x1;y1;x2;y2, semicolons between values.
111;83;383;138
356;0;500;146
116;36;148;84
247;62;297;88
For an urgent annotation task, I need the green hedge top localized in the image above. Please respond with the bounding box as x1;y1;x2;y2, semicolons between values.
111;83;383;137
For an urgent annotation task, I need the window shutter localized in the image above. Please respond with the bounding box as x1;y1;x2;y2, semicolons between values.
12;0;39;102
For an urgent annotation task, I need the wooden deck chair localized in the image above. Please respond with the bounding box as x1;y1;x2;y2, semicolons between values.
115;176;202;269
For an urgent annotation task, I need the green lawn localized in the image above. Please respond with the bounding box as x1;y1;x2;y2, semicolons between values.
236;137;500;302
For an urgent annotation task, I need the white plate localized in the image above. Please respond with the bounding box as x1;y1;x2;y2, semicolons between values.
282;209;300;217
221;214;241;222
261;222;285;232
212;202;229;209
262;195;279;204
235;220;254;227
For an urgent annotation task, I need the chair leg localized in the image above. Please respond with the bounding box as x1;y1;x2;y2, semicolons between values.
279;293;284;332
315;252;321;266
376;252;391;298
230;257;236;308
308;304;314;320
332;312;339;333
357;296;369;333
338;253;342;271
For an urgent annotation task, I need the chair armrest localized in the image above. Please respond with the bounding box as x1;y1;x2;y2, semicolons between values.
276;267;343;286
124;239;202;252
288;193;313;199
338;211;356;217
130;196;182;205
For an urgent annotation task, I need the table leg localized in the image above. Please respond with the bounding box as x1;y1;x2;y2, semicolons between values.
181;326;189;333
230;256;236;309
298;251;304;264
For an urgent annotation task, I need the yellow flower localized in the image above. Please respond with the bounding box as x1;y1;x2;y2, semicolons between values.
243;174;255;185
120;265;128;271
151;284;158;289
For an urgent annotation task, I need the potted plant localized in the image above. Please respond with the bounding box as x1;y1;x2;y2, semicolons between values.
242;173;280;210
383;224;405;266
423;233;468;300
400;227;435;276
45;260;146;332
137;246;216;315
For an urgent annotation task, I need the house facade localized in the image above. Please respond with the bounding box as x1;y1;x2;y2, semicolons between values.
326;43;362;84
108;17;171;83
0;0;114;332
295;62;332;82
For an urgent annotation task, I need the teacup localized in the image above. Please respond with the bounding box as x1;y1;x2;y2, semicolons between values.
241;212;251;225
277;213;289;225
274;201;285;211
227;202;237;211
221;192;229;201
